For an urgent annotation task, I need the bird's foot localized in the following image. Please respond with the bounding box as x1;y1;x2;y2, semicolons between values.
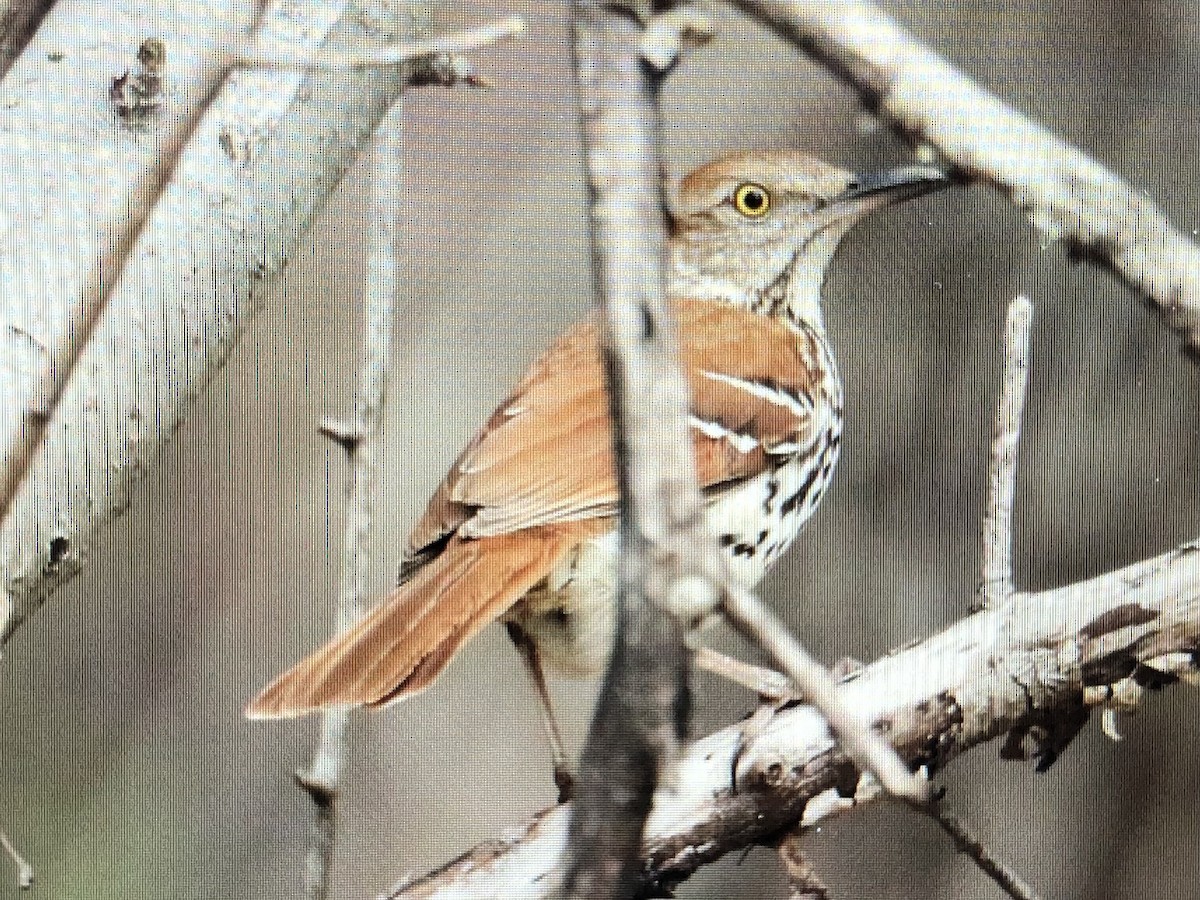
691;644;798;702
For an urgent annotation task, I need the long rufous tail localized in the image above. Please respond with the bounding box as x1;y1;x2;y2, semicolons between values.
245;525;595;720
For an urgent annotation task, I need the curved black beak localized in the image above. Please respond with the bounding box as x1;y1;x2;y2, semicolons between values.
836;164;952;209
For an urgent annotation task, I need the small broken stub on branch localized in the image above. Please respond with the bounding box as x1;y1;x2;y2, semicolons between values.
111;37;166;129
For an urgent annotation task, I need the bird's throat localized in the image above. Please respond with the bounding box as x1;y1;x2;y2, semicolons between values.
668;228;845;332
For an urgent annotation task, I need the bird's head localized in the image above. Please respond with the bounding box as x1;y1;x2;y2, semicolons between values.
668;150;950;327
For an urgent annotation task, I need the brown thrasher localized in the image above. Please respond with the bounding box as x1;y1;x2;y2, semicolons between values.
247;150;947;780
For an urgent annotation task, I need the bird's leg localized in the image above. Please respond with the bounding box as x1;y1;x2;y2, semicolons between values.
692;644;869;790
689;641;803;791
505;622;574;802
690;643;798;703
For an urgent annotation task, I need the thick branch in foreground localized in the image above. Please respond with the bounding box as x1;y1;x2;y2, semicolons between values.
0;0;55;78
385;538;1200;899
733;0;1200;357
564;4;704;897
0;0;516;642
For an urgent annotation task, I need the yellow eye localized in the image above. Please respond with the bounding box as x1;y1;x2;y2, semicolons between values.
732;182;771;218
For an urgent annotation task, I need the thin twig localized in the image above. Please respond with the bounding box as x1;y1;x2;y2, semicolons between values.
0;826;33;890
922;804;1043;900
691;643;794;700
778;832;832;900
922;291;1042;900
229;16;524;70
721;584;929;804
731;0;1200;358
296;99;404;900
980;296;1034;608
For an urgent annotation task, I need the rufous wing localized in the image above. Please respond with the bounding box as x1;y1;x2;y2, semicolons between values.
248;299;827;717
406;297;826;555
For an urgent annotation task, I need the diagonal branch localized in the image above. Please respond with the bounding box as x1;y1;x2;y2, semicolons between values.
383;536;1200;899
924;806;1041;900
778;832;832;900
0;824;32;890
0;0;56;78
0;1;521;643
732;0;1200;358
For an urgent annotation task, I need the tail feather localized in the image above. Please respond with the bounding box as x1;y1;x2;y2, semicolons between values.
371;619;471;705
245;524;597;720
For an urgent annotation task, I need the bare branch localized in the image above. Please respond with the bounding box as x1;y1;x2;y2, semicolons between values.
228;16;524;70
923;805;1041;900
0;37;232;606
384;537;1200;899
778;832;831;900
0;0;56;78
721;583;929;803
564;3;704;896
731;0;1200;358
0;825;32;890
294;96;404;900
691;643;794;700
0;0;513;642
979;296;1034;608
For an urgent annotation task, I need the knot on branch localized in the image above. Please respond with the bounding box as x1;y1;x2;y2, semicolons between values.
640;4;717;73
294;768;338;809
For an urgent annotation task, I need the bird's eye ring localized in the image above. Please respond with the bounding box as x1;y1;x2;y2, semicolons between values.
732;183;771;218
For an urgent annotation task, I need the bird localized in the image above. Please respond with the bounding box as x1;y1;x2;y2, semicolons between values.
247;150;949;790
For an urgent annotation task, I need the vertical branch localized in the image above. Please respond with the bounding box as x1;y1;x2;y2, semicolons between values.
297;100;403;900
563;3;719;897
980;296;1033;608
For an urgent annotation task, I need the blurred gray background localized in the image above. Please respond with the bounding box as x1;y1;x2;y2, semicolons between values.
3;0;1200;897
